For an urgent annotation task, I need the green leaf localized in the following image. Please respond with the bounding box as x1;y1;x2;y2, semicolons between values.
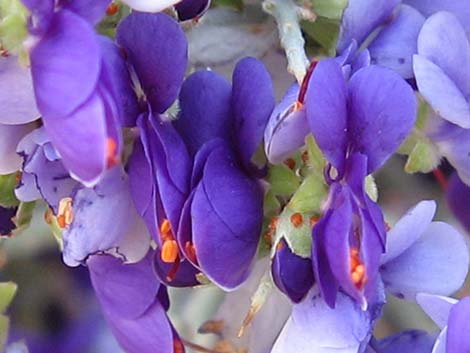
0;173;20;208
310;0;348;20
288;174;327;213
272;208;313;258
267;164;300;196
405;140;440;174
12;201;35;234
0;282;17;313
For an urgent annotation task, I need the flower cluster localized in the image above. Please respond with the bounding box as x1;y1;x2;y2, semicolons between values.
0;0;469;352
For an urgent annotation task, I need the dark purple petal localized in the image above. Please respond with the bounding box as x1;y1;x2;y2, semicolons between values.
369;5;425;79
175;0;210;21
116;12;187;113
337;0;400;52
372;330;436;353
60;0;110;24
62;167;136;266
231;57;275;171
42;90;108;185
191;143;263;290
0;206;17;236
417;12;470;98
175;70;232;156
447;297;470;353
21;0;54;34
271;287;371;353
380;222;469;300
0;56;39;125
87;251;159;319
348;65;417;173
99;36;139;127
447;173;470;233
272;239;314;303
264;84;309;164
306;59;348;171
30;10;101;118
190;138;226;189
88;253;177;353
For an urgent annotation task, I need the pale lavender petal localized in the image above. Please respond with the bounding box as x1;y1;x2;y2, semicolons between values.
0;56;39;125
413;55;470;128
381;200;436;264
431;327;447;353
447;297;470;353
271;287;371;353
380;222;469;300
0;123;35;174
416;293;457;329
120;0;179;12
417;11;470;97
369;5;425;79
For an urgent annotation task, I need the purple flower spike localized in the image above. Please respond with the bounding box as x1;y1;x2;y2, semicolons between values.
190;142;263;290
0;123;35;175
231;57;275;172
272;239;314;303
337;0;400;53
446;173;470;233
0;56;39;125
264;84;309;164
59;0;110;24
175;0;210;21
88;252;184;353
413;12;470;128
175;70;233;156
0;206;17;236
116;12;188;114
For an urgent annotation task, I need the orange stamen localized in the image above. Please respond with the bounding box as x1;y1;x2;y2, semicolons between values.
106;137;119;168
349;248;367;288
276;241;285;251
184;241;198;264
161;240;179;263
57;197;73;229
283;158;296;170
290;212;303;228
106;2;119;15
293;100;303;111
160;219;172;240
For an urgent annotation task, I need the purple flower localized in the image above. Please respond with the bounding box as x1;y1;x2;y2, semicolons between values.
0;206;17;236
417;294;470;353
270;200;469;353
88;251;183;353
446;173;470;233
22;1;134;185
119;12;274;290
305;58;416;307
175;0;211;21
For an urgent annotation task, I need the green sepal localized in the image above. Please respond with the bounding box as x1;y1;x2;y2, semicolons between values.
12;201;35;234
0;173;20;208
0;282;17;313
272;208;313;259
309;0;348;20
0;314;9;352
405;140;440;174
305;134;326;176
263;189;281;218
267;164;300;197
288;174;327;213
302;17;340;56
